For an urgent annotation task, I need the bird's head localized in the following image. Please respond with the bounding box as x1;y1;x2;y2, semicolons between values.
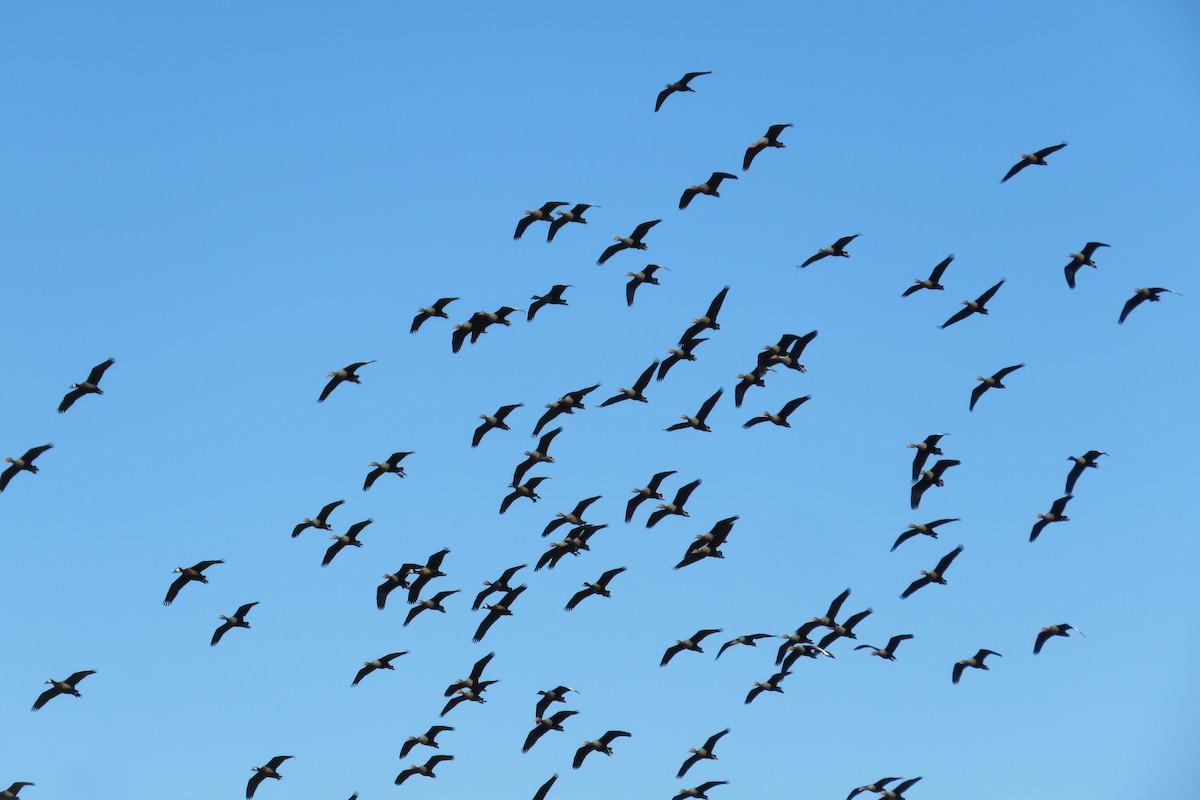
172;566;183;573
2;458;13;464
326;371;337;377
218;614;229;621
368;461;381;468
612;236;622;242
69;382;81;389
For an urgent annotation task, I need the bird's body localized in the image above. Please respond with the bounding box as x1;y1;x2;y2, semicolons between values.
626;470;677;522
901;545;964;598
715;634;771;660
970;363;1024;411
474;565;527;610
542;495;602;537
655;71;711;112
745;670;789;704
405;547;451;603
163;559;224;605
910;459;961;509
659;336;708;381
743;395;811;428
941;279;1005;328
891;518;959;551
319;361;375;402
512;428;562;488
515;201;568;240
535;685;577;718
473;403;523;447
58;357;115;413
31;670;96;711
501;477;549;514
565;566;626;610
744;123;792;170
1064;242;1109;289
854;633;914;661
1034;623;1083;654
0;443;53;493
528;285;572;321
600;361;658;406
907;433;948;482
292;499;344;538
846;777;902;800
523;710;579;752
400;725;454;758
395;755;453;785
533;384;601;436
680;286;730;344
1002;142;1067;182
404;590;459;626
799;234;859;268
473;584;527;642
1065;450;1107;495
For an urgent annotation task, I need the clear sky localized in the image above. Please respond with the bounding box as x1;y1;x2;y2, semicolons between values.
2;2;1197;798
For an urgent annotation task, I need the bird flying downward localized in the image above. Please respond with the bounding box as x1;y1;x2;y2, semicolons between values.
1002;141;1067;182
58;357;115;413
319;361;375;402
969;363;1024;411
656;70;711;112
799;234;859;268
941;279;1005;328
598;219;661;265
744;123;792;170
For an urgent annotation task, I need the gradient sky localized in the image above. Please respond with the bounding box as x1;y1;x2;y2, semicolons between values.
2;2;1198;799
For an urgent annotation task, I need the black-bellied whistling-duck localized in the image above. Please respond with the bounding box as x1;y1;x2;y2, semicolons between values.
626;264;669;306
715;634;771;660
523;710;578;752
474;566;526;611
891;519;959;552
565;566;626;610
399;725;453;758
626;470;677;522
404;590;459;626
677;729;730;778
907;433;947;481
0;443;53;493
1034;623;1083;654
512;427;562;488
473;585;526;642
658;336;708;381
543;495;602;537
501;477;550;514
573;731;631;768
364;452;412;491
322;519;372;567
745;670;789;704
547;204;597;242
473;404;523;448
743;395;810;428
680;286;730;343
528;285;572;321
661;629;722;666
665;388;722;433
247;755;293;798
163;559;223;605
656;71;712;112
910;459;961;509
600;361;658;406
395;755;453;786
846;777;902;800
1002;141;1067;182
533;384;601;435
211;602;258;646
292;499;344;538
646;478;701;528
854;634;913;661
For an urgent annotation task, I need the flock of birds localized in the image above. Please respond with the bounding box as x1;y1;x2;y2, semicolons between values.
3;66;1182;800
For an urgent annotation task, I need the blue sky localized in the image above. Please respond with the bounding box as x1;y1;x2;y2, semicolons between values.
2;2;1197;798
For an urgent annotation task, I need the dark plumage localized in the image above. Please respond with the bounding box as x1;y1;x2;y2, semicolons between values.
363;451;412;491
1034;623;1083;654
522;710;579;753
163;559;223;605
854;633;914;661
658;336;708;381
473;584;527;642
626;264;669;306
661;628;722;666
655;70;711;112
645;478;701;528
743;395;810;428
598;219;661;265
901;545;964;599
547;203;597;242
907;433;948;482
404;589;459;626
969;363;1024;411
292;499;344;538
515;202;568;240
57;357;115;413
531;774;558;800
600;361;659;406
1118;287;1180;324
799;234;859;268
542;495;602;537
679;172;737;209
211;602;259;646
247;755;293;799
395;755;453;785
31;670;96;711
411;297;458;333
535;685;578;718
565;566;626;610
626;469;677;522
715;634;771;660
745;670;790;704
352;651;407;685
406;547;451;603
680;286;730;344
1001;141;1067;182
444;651;496;698
573;730;631;768
474;564;527;610
1064;242;1109;289
940;279;1005;328
527;284;572;321
322;519;373;567
533;384;601;436
910;458;961;509
1065;450;1107;495
473;403;523;448
891;518;959;551
399;725;454;759
665;387;723;433
677;728;730;778
501;477;550;514
1030;495;1072;542
319;361;375;402
0;443;53;493
952;649;1001;683
903;254;953;296
512;427;562;488
743;123;792;170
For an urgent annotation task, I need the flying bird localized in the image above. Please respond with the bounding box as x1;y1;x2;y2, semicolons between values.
515;202;568;240
352;651;407;685
854;634;914;661
363;451;412;491
411;297;458;333
910;459;961;509
473;403;523;448
598;219;661;265
891;518;959;551
474;564;527;610
903;254;954;296
319;361;375;402
655;70;711;112
1002;141;1067;182
246;756;293;799
501;477;550;514
901;545;964;598
531;774;559;800
646;478;701;528
732;365;772;409
406;547;451;602
765;330;817;373
522;710;579;753
31;670;96;711
542;495;602;537
846;777;903;800
627;469;677;522
546;203;597;242
404;590;459;626
444;651;496;698
1118;287;1180;324
952;649;1001;683
970;363;1024;411
440;682;499;716
745;670;790;704
907;433;948;482
1030;495;1072;542
661;628;722;666
0;783;35;799
715;634;772;660
1064;242;1109;289
528;284;572;321
600;361;659;407
573;730;632;768
1065;450;1107;495
473;584;527;642
677;728;730;778
322;519;373;567
395;755;453;785
743;123;792;170
676;516;737;569
666;387;723;433
212;602;259;646
0;443;53;493
799;234;859;268
292;499;345;538
512;427;562;488
940;279;1005;328
743;395;811;428
816;607;873;651
680;286;730;343
400;725;454;759
452;307;522;352
659;336;708;381
57;357;115;413
535;685;578;718
625;264;669;306
1034;623;1084;654
163;559;223;605
679;172;737;209
533;384;601;436
565;566;627;611
377;567;418;610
